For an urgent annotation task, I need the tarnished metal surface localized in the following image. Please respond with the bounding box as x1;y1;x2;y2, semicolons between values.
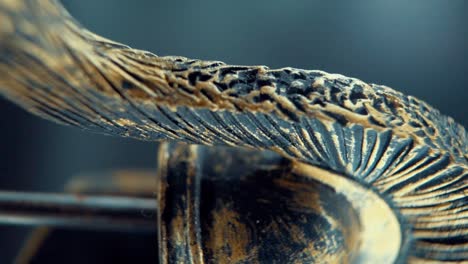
0;0;466;263
157;143;402;263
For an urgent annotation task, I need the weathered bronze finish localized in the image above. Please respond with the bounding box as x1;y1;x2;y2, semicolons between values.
0;0;466;263
157;143;402;263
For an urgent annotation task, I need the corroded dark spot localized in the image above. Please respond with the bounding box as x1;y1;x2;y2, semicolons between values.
257;79;273;88
333;78;352;86
254;93;275;103
213;81;228;91
218;67;237;76
330;86;341;95
187;71;213;86
202;62;224;69
287;86;307;96
276;79;290;87
331;92;345;105
372;99;386;112
291;71;307;80
311;98;326;107
219;66;250;77
409;121;422;128
427;126;436;135
188;72;198;86
414;130;427;137
354;106;368;115
199;74;212;82
228;79;244;88
239;68;259;80
349;90;367;104
121;80;134;90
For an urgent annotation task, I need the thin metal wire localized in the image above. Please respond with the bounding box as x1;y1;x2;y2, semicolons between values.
0;190;157;231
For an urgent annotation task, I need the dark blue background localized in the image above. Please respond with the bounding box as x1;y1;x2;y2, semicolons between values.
0;0;467;262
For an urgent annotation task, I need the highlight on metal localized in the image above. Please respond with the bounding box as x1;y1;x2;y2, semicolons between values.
0;0;466;263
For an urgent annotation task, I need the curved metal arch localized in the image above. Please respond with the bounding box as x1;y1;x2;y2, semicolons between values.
0;0;466;263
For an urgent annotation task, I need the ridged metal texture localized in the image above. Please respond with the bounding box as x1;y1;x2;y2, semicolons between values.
0;0;466;262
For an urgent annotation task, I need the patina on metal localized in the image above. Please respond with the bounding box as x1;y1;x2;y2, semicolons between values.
0;0;466;263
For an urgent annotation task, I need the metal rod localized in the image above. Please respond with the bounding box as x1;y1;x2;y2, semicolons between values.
0;190;157;231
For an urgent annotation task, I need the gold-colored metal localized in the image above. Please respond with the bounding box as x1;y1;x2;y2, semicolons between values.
0;0;466;263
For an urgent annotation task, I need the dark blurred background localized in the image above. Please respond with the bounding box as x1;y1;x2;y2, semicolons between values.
0;0;467;262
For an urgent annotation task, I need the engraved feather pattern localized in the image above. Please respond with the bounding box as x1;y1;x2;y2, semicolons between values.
0;0;466;262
